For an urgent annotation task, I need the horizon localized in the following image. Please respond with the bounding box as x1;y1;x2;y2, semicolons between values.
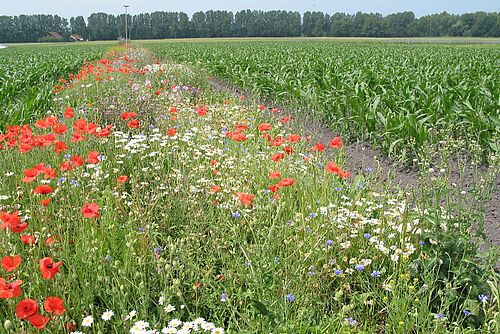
1;0;499;19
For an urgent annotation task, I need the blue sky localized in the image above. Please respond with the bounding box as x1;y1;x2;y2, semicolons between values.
1;0;498;18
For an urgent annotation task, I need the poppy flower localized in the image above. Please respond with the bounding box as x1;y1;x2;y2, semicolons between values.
86;151;100;164
64;106;74;119
96;126;112;137
44;296;66;315
28;313;50;329
1;255;21;272
81;203;100;218
71;155;84;167
258;123;272;132
270;136;285;147
128;119;139;129
117;175;129;183
236;192;254;206
196;107;207;116
329;137;343;149
10;221;28;233
280;116;291;123
60;160;73;171
166;128;177;136
121;112;137;120
287;134;301;143
41;198;51;207
338;169;351;179
39;257;62;279
21;235;36;245
278;178;295;187
284;146;294;154
210;159;217;166
211;185;221;193
71;132;86;143
271;153;285;162
53;123;68;134
325;161;340;174
15;299;38;319
54;141;68;153
271;107;280;113
312;143;325;152
0;278;22;299
169;106;177;113
33;185;53;195
269;171;281;179
258;105;266;111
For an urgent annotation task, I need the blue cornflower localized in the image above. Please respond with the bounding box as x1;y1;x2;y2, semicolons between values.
309;213;317;219
274;257;280;264
463;310;471;316
335;187;342;191
64;154;71;159
334;269;343;275
138;227;145;232
104;255;113;262
478;294;489;303
231;212;241;219
346;317;357;326
69;180;79;187
97;155;106;161
357;183;364;189
285;294;295;302
326;239;334;246
434;313;446;319
153;247;163;255
354;264;365;271
363;233;371;239
364;167;374;174
371;271;381;277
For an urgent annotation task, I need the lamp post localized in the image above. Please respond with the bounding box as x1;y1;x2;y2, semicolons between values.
123;5;129;49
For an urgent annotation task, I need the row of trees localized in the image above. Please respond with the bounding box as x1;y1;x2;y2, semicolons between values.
0;10;498;43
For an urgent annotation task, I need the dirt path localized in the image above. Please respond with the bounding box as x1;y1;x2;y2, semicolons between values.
207;76;499;250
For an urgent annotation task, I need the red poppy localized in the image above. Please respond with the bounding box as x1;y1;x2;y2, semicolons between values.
53;141;68;153
258;105;265;110
271;153;285;162
39;257;62;279
1;255;21;272
71;155;84;167
33;185;53;195
60;160;73;171
45;237;55;246
167;128;177;136
117;175;129;183
0;278;22;299
28;313;50;329
96;126;112;138
270;136;285;147
15;299;38;319
269;171;281;179
338;169;351;179
329;137;343;149
169;106;177;113
196;106;207;116
44;296;66;315
280;116;291;123
210;185;221;193
81;203;100;218
271;107;280;113
128;119;139;129
64;106;74;119
41;198;51;207
21;235;36;245
71;132;86;143
53;123;68;134
284;146;294;154
258;123;272;132
210;159;217;166
312;143;325;152
236;192;254;206
278;178;295;187
121;112;137;120
325;161;340;174
10;220;28;233
86;151;100;164
287;134;301;143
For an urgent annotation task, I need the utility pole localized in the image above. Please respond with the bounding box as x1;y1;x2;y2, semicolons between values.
123;5;129;49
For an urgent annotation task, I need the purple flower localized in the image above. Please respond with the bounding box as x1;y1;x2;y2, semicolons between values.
334;269;343;275
231;212;241;219
354;264;365;271
363;233;371;239
220;293;228;302
478;294;489;303
434;313;446;319
345;317;357;326
463;310;471;316
326;240;334;246
285;294;295;302
371;270;381;277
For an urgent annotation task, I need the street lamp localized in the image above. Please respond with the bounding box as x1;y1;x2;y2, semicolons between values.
123;5;129;49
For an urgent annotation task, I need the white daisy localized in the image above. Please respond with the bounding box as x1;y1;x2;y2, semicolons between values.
102;309;114;321
81;315;94;327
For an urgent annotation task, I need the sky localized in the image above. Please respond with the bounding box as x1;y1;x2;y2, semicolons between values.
0;0;498;18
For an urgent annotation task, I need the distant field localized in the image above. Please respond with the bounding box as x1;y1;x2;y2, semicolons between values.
145;38;500;162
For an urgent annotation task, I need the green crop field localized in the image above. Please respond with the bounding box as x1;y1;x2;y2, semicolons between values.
0;44;109;130
146;40;500;162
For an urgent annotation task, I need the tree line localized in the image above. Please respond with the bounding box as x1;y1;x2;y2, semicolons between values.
0;10;498;43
